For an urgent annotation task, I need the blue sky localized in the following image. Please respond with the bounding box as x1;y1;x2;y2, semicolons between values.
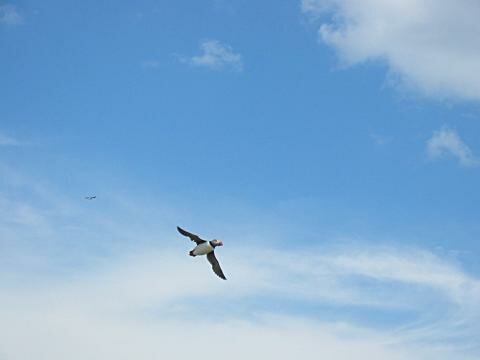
1;1;480;359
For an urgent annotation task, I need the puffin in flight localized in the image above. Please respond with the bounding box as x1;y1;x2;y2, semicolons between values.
85;196;96;200
177;226;226;280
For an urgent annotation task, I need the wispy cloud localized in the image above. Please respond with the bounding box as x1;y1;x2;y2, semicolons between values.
180;39;243;71
141;60;161;69
370;133;390;146
1;243;479;359
0;164;479;359
302;0;480;101
427;127;479;167
0;132;24;146
0;4;23;25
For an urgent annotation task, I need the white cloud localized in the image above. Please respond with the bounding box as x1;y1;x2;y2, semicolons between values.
182;39;243;71
1;244;479;360
302;0;480;101
0;4;23;25
427;127;479;167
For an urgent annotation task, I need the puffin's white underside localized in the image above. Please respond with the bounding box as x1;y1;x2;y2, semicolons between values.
192;242;213;256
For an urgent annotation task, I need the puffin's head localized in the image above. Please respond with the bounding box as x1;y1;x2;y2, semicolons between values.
211;239;224;247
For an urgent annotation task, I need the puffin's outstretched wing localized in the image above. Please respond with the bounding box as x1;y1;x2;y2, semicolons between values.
177;226;206;245
207;251;227;280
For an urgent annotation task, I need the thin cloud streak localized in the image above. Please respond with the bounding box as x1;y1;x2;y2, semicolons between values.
141;60;161;69
0;132;24;146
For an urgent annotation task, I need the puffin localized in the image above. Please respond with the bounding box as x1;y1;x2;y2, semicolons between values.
177;226;227;280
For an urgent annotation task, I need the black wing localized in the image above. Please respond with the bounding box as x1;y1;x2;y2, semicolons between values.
177;226;206;245
206;251;226;280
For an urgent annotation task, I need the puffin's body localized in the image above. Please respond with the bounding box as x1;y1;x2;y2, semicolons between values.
177;226;227;280
190;241;214;256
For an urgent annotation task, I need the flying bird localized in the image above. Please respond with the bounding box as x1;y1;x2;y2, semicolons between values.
177;226;226;280
85;196;96;200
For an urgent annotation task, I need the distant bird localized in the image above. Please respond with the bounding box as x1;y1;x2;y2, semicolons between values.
177;226;226;280
85;196;96;200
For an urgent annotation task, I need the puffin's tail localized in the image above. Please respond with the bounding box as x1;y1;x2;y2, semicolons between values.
189;250;195;257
